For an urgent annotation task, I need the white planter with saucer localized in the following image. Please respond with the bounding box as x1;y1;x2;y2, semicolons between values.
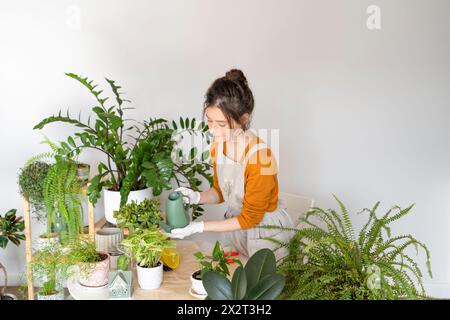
190;270;207;297
136;261;163;290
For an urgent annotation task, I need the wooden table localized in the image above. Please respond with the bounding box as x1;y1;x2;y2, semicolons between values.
131;239;200;300
131;239;243;300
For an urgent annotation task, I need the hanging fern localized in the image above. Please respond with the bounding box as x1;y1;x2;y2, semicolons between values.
43;156;83;244
262;195;432;300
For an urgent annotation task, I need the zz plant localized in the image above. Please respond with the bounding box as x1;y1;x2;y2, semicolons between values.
266;195;432;300
34;73;212;219
202;248;285;300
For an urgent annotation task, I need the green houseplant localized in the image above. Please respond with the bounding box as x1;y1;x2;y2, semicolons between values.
18;161;51;222
43;155;84;245
119;226;175;290
202;248;286;300
191;241;241;296
1;209;25;300
266;195;432;300
34;73;213;224
67;238;110;287
31;242;70;300
113;198;162;235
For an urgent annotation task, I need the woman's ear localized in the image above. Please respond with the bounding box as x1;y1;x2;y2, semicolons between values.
240;113;250;129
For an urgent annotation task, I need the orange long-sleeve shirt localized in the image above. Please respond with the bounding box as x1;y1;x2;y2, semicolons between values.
210;138;279;229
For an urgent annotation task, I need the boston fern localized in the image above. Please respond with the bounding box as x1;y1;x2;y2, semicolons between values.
265;195;432;300
34;73;212;219
43;155;83;244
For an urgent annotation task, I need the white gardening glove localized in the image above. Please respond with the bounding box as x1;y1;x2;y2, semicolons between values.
169;221;204;239
175;187;201;205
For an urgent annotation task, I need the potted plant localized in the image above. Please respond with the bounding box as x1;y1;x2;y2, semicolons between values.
264;195;432;300
202;248;285;300
43;155;84;245
34;73;213;224
18;160;51;223
36;232;60;250
113;198;163;235
31;242;69;300
191;241;241;296
0;209;25;300
67;239;110;287
119;226;175;290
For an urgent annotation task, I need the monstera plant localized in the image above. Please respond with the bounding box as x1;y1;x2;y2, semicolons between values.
34;73;212;221
202;248;286;300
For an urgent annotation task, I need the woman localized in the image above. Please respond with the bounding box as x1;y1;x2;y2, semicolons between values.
170;69;294;260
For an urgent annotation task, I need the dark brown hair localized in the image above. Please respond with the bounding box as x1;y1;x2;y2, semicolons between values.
203;69;254;130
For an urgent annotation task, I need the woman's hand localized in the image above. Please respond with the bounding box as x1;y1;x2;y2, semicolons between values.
169;221;204;239
175;187;201;205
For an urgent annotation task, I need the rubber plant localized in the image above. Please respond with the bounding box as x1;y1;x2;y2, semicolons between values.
263;195;433;300
202;248;286;300
34;73;212;219
0;209;25;300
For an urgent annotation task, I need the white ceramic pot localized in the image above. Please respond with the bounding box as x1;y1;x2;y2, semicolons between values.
191;270;207;296
37;233;60;250
37;290;64;300
95;228;123;253
78;253;110;287
103;188;152;225
136;261;163;290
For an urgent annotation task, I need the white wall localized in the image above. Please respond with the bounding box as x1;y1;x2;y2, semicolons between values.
1;0;449;298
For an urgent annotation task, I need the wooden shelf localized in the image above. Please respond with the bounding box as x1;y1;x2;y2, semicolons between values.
23;182;96;300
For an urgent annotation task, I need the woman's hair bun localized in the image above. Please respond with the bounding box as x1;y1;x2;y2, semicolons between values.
225;69;247;85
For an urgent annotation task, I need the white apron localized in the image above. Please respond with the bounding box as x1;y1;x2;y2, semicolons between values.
216;140;294;261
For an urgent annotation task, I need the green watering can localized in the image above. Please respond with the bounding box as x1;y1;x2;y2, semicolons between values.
158;191;190;233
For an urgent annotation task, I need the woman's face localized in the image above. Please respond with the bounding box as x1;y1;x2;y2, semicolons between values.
205;106;239;143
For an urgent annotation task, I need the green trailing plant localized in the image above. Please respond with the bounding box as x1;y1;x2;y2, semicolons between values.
34;73;213;219
119;226;175;268
263;195;432;300
194;241;241;279
1;209;25;299
31;242;70;297
202;248;285;300
18;161;51;222
43;155;83;244
113;198;162;234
